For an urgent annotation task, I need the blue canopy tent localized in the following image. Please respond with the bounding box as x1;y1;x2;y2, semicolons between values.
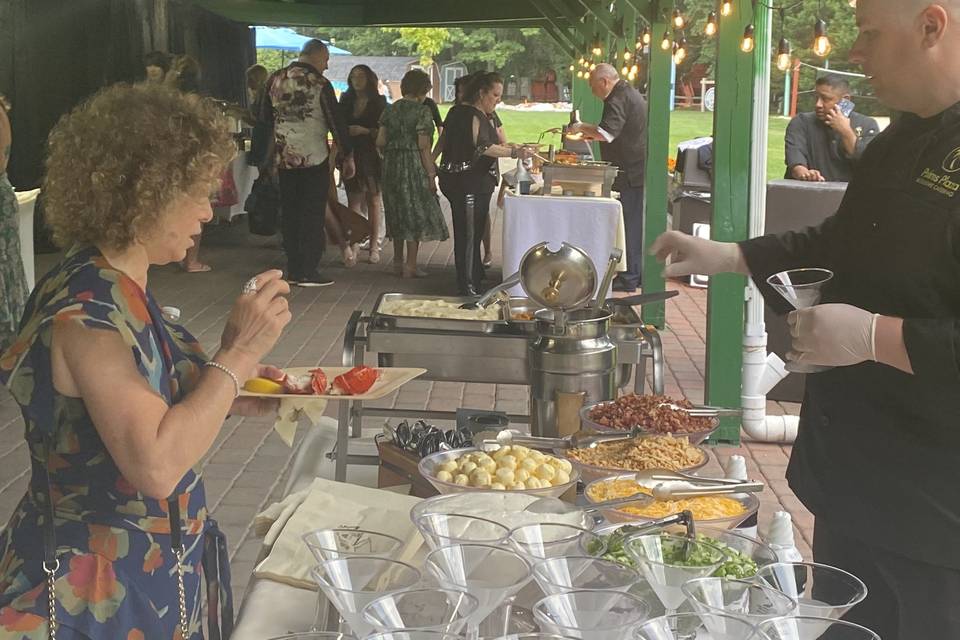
253;26;351;54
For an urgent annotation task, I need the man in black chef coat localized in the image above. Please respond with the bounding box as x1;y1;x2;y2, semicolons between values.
652;1;960;637
567;64;647;292
785;74;880;182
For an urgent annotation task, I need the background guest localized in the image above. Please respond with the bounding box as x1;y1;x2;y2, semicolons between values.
0;94;27;352
143;50;170;84
340;65;386;264
377;69;449;278
261;39;355;287
567;63;648;292
166;54;212;273
438;71;532;295
785;74;880;182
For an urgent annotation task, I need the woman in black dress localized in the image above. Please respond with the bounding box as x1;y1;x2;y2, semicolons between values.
438;72;532;295
340;65;387;263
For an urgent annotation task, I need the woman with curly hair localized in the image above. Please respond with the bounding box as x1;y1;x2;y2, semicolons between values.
0;83;290;638
0;94;28;353
339;64;387;264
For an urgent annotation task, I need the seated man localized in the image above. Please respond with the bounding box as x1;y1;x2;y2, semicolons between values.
785;74;879;182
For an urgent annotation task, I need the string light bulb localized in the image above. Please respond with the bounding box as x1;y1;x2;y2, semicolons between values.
705;11;718;36
740;23;755;53
621;64;630;75
813;17;832;57
623;47;632;62
576;70;585;78
630;63;639;75
578;56;586;65
661;30;672;51
674;33;688;64
592;37;603;57
672;8;686;29
776;37;792;71
641;26;652;46
589;62;597;71
720;0;733;17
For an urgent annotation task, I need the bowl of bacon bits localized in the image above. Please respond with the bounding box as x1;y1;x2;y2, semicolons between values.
581;394;720;445
240;366;426;400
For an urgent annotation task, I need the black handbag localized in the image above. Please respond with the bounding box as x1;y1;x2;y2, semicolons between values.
245;176;280;236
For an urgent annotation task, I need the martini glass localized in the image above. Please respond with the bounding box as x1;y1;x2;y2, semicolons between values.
266;634;356;640
361;588;480;634
366;633;465;640
532;555;640;595
424;544;533;640
508;523;606;562
624;534;729;617
415;513;512;550
311;556;421;638
765;268;834;374
753;562;867;619
532;590;652;640
758;616;881;640
633;612;769;640
681;577;797;626
489;634;580;640
302;529;406;631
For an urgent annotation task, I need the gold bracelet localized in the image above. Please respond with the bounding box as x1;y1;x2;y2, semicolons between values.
204;361;241;398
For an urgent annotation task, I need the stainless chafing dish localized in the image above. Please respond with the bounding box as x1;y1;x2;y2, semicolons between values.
542;161;619;197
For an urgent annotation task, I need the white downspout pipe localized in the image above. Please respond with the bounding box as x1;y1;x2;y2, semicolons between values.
741;3;799;443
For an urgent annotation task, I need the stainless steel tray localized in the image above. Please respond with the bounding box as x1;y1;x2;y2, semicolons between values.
371;293;514;334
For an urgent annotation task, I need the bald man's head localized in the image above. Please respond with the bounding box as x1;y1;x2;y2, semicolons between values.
851;0;960;116
588;64;621;100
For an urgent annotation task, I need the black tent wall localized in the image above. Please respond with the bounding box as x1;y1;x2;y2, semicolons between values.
0;0;254;189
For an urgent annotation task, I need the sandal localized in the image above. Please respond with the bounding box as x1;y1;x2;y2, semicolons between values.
183;262;212;273
403;266;429;278
343;245;357;267
369;245;381;264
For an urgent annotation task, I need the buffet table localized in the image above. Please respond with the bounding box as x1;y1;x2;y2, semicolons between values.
15;188;39;290
501;192;626;294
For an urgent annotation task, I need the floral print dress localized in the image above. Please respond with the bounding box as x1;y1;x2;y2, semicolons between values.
0;246;226;639
380;99;449;243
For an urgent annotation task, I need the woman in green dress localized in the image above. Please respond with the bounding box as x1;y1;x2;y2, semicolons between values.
377;69;449;278
0;94;28;352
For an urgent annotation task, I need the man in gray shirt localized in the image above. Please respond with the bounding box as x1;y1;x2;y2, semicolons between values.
785;74;879;182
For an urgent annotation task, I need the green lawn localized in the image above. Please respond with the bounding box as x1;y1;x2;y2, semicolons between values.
441;107;790;180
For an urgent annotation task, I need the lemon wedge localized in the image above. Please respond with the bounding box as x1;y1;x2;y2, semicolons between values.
243;377;285;394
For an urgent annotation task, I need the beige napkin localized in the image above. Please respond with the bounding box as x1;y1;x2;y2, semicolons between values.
252;478;425;590
274;398;328;447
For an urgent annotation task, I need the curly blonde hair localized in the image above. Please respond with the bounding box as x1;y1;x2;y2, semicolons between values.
43;82;235;251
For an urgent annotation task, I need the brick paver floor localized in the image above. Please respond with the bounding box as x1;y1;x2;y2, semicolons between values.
0;202;812;607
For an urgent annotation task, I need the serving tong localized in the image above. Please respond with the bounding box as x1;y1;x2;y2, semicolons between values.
485;428;641;451
656;402;742;418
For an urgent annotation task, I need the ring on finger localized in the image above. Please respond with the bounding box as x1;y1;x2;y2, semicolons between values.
242;277;259;295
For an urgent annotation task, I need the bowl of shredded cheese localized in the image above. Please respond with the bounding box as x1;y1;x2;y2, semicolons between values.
562;434;710;484
584;474;759;529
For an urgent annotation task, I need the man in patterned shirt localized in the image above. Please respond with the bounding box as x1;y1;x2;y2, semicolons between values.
262;39;355;286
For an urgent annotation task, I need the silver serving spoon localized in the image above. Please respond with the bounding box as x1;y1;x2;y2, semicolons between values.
650;480;764;500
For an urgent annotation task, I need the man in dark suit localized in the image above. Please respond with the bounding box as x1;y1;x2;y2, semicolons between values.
568;63;648;291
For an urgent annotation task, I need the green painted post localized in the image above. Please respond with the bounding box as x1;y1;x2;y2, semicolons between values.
641;2;671;328
706;0;765;442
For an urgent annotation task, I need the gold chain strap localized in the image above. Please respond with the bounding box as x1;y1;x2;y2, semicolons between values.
175;547;189;640
43;559;59;640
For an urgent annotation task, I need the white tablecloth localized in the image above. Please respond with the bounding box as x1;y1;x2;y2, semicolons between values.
15;188;39;291
217;150;258;222
501;192;627;295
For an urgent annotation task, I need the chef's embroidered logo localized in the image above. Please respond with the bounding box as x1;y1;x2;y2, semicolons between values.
943;147;960;173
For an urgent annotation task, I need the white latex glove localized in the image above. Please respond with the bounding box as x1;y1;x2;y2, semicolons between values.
787;303;878;367
651;230;746;278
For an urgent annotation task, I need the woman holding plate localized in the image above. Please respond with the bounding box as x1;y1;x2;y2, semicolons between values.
0;83;290;638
